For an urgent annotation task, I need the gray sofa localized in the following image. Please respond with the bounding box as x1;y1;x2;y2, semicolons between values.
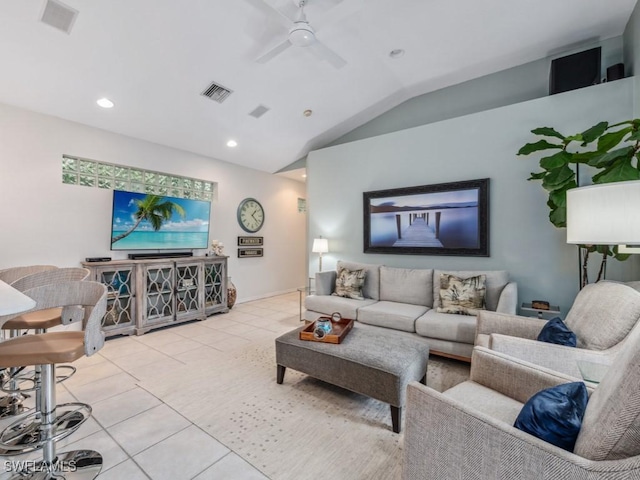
304;260;518;361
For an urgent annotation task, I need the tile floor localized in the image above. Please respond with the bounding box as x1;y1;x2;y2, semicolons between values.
0;292;302;480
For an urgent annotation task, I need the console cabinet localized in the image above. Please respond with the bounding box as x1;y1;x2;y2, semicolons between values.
82;256;228;337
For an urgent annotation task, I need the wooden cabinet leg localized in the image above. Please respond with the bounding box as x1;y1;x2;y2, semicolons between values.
276;365;286;384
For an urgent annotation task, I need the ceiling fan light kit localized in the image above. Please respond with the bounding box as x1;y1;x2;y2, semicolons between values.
289;23;315;47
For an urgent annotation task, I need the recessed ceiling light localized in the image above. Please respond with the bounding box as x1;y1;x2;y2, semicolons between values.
227;140;238;148
302;174;307;178
303;109;313;117
389;49;405;59
96;98;114;108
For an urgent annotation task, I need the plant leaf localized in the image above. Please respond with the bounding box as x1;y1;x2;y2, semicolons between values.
597;127;632;152
580;122;608;145
548;181;577;208
527;171;546;181
628;130;640;142
549;206;566;228
518;140;563;156
571;151;599;163
588;146;634;167
540;151;572;170
592;159;640;184
542;165;575;191
531;127;565;140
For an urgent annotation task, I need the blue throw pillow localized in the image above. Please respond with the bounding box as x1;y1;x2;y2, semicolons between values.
514;382;588;451
537;317;577;347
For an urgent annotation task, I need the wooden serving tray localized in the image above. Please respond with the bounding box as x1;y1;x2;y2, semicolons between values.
300;317;354;344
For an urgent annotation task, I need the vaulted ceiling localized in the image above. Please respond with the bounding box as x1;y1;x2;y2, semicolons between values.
0;0;636;175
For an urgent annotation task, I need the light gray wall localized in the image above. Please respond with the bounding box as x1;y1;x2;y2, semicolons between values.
307;78;638;314
329;37;624;148
0;102;307;303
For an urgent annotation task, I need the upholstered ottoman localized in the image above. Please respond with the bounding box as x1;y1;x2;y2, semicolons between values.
275;322;429;433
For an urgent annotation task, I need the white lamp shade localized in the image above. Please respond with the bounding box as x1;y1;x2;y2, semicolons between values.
312;238;329;254
566;180;640;245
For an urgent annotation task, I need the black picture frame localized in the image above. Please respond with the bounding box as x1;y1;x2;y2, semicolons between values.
237;236;264;246
238;248;264;258
363;178;489;256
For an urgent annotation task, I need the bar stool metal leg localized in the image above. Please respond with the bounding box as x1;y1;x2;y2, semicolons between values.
8;364;103;480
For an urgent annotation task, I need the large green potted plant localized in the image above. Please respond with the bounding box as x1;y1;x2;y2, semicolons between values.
518;119;640;286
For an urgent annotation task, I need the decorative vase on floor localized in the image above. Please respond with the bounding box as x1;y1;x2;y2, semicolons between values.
227;277;237;309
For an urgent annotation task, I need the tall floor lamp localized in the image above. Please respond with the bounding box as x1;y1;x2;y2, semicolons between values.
312;237;329;272
567;181;640;286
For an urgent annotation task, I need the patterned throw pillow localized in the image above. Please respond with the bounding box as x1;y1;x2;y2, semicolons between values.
332;267;366;300
437;273;486;315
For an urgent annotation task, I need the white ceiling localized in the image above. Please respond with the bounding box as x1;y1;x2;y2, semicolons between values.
0;0;636;175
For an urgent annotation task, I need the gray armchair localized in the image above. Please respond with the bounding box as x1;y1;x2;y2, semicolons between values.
475;281;640;377
403;334;640;479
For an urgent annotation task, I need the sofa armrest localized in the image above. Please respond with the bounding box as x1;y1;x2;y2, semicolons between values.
495;281;518;314
476;310;546;340
403;382;639;480
489;334;615;379
469;346;588;404
315;271;336;296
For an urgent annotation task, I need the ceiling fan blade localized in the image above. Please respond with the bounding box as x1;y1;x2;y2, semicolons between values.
310;41;347;69
256;39;293;64
244;0;293;28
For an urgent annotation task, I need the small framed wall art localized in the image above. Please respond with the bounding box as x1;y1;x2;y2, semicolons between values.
238;248;264;258
238;236;264;246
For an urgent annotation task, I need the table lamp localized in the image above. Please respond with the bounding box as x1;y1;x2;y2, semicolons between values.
312;237;329;272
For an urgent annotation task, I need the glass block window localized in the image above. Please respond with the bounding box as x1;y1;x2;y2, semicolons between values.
61;155;215;202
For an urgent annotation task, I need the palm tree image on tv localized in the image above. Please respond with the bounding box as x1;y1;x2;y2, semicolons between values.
111;194;186;244
111;191;211;250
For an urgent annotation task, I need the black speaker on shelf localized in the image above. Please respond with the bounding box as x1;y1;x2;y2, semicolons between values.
606;63;625;82
549;47;601;95
127;252;193;260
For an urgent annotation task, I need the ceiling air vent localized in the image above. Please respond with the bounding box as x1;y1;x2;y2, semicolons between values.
40;0;78;34
249;105;270;119
201;82;233;104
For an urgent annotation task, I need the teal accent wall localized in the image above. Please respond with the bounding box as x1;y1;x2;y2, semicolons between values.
307;79;637;314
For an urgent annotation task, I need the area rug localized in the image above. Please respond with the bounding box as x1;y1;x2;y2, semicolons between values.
139;339;470;480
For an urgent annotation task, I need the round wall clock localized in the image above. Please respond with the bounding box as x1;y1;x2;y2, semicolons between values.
237;198;265;233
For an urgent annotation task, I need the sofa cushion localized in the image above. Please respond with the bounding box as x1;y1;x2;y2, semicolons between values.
357;301;428;333
437;273;486;316
337;261;381;300
444;381;523;425
333;266;365;300
433;270;509;312
415;309;477;344
315;270;336;296
305;295;377;320
380;266;433;306
564;281;640;351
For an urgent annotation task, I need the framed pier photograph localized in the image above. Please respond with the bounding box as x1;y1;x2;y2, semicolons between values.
363;178;489;256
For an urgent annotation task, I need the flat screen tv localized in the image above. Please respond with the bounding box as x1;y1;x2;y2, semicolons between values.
110;190;211;251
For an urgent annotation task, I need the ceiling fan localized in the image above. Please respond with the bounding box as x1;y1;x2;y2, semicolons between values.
247;0;355;69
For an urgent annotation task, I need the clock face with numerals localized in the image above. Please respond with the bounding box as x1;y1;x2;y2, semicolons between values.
237;198;265;233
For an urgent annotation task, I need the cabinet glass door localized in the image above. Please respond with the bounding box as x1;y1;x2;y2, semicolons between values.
146;265;175;320
204;262;224;309
176;264;200;314
99;268;135;330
